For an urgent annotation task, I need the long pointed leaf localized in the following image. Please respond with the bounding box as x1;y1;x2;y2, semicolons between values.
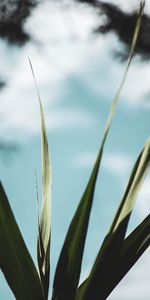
119;213;150;277
110;137;150;233
0;182;43;300
76;214;150;300
121;214;150;271
99;214;150;298
29;60;51;300
52;3;144;300
76;136;150;300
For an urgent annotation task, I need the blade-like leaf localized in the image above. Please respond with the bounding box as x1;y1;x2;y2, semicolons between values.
29;60;51;300
97;214;150;298
76;214;150;300
116;214;150;284
124;214;150;261
75;216;130;300
0;182;43;300
76;137;150;300
110;137;150;233
52;3;144;300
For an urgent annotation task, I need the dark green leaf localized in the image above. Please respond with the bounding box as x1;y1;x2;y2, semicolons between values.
96;214;150;298
0;182;43;300
119;214;150;281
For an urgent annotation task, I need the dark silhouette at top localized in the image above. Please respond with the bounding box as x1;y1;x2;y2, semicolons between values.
0;1;149;163
0;0;37;45
76;1;150;60
0;1;37;160
0;1;150;59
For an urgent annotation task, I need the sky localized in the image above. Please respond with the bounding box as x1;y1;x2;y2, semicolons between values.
0;0;150;299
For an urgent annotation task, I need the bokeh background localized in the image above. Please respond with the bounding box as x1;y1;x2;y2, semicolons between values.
0;0;150;299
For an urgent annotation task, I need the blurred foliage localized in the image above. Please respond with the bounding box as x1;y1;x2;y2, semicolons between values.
75;1;150;60
0;0;37;45
0;0;150;59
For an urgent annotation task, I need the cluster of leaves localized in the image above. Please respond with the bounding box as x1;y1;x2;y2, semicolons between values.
0;2;149;300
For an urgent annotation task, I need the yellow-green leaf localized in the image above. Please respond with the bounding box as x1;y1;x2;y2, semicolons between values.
29;60;51;300
110;137;150;233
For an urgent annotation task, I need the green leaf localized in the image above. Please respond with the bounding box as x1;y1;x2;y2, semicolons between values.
117;214;150;285
0;182;43;300
52;152;101;300
76;137;150;300
95;214;150;298
29;60;51;300
52;3;144;300
110;137;150;233
125;214;150;258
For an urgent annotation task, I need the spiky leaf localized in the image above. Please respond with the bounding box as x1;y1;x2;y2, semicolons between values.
109;214;150;294
0;183;43;300
29;60;51;300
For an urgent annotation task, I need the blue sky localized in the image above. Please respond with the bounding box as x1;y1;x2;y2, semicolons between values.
0;1;150;299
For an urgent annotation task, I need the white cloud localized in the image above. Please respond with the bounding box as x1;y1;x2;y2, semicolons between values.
26;0;99;42
26;1;150;111
46;109;93;131
72;152;96;168
103;153;132;175
0;85;93;136
0;1;100;138
72;151;132;176
0;0;150;139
